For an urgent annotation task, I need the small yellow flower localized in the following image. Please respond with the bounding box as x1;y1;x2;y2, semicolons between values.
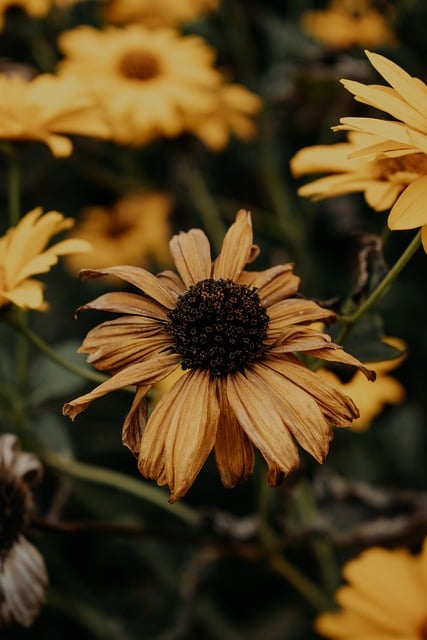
63;210;374;502
0;73;110;157
291;50;427;251
102;0;218;28
316;538;427;638
183;83;262;151
0;208;91;311
57;25;222;147
301;0;396;51
317;337;406;431
65;192;173;275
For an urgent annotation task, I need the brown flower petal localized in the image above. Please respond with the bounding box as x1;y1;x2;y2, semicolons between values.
213;209;253;280
76;291;168;320
169;229;212;287
121;384;150;456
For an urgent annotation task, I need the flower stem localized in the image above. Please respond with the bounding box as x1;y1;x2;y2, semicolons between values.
337;229;422;343
42;450;199;526
7;313;110;386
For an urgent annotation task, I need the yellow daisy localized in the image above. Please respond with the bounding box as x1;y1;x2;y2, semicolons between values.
63;210;374;502
102;0;218;28
0;72;110;157
292;50;427;251
183;83;262;151
0;207;91;311
316;538;427;639
301;0;396;51
290;130;427;213
335;50;427;249
317;337;406;431
64;192;173;275
57;25;222;147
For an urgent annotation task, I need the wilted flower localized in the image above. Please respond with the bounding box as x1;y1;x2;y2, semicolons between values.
0;208;91;311
63;210;374;502
317;337;406;431
301;0;396;51
102;0;218;28
292;50;427;251
57;25;222;147
0;73;110;157
316;539;427;638
0;434;48;627
64;192;173;275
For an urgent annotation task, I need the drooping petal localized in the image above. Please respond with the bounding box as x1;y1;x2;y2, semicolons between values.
76;291;168;320
139;369;219;502
388;175;427;229
62;351;181;420
226;370;300;475
79;266;178;308
169;229;212;287
213;209;254;280
214;378;255;488
121;384;150;456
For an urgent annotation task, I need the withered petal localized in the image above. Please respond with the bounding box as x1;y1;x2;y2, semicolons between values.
121;384;150;456
213;209;254;280
76;291;168;320
169;229;212;287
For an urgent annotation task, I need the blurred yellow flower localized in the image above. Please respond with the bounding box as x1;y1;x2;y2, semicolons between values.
57;25;222;147
317;337;406;431
0;0;87;29
292;50;427;251
184;83;262;151
316;538;427;638
0;208;90;311
102;0;218;28
290;130;427;212
301;0;396;51
65;192;173;275
0;73;110;157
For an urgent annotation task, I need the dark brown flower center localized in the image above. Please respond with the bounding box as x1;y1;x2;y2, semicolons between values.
167;278;269;377
118;49;161;81
0;471;31;556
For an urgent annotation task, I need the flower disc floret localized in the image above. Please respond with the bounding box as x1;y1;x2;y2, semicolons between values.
167;278;269;376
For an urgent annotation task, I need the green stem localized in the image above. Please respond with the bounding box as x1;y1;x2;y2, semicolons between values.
43;450;199;526
337;230;422;343
7;313;110;387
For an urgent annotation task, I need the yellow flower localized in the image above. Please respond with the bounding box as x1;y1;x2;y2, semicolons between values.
292;50;427;251
64;192;173;275
57;25;222;147
335;50;427;250
301;0;396;51
63;210;374;502
291;130;427;212
317;337;406;431
0;73;110;157
102;0;218;28
316;538;427;638
0;208;91;311
183;83;262;151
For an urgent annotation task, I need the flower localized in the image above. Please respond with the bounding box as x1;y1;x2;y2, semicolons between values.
316;539;427;638
64;192;173;275
63;210;374;502
292;50;427;251
183;83;262;151
300;0;396;51
317;337;406;431
0;72;110;157
57;25;222;147
290;130;427;212
0;433;48;627
0;207;91;311
102;0;218;28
